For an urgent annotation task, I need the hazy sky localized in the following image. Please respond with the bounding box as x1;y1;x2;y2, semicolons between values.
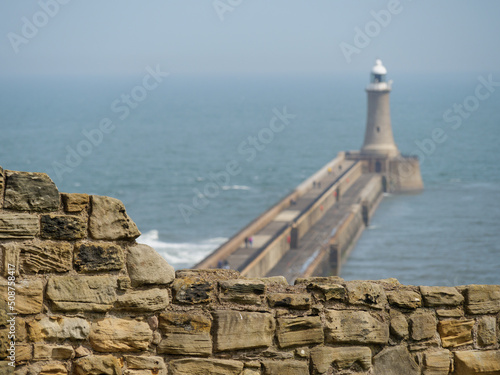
1;1;499;77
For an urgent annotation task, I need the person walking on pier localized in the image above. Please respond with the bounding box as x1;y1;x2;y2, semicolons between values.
248;236;253;247
244;237;249;248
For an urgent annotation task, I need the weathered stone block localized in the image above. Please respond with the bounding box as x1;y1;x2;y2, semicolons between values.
40;214;87;240
219;279;265;304
390;310;409;339
46;275;116;312
89;318;152;352
0;242;20;277
61;193;89;212
115;289;169;312
373;345;419;375
0;279;43;314
325;310;389;344
74;242;124;272
268;293;312;310
345;281;387;309
74;355;122;375
466;285;500;314
124;355;166;375
387;290;422;309
89;195;140;240
420;286;464;307
214;311;275;351
39;362;68;375
0;214;39;239
276;316;323;348
423;349;451;375
478;316;497;347
454;350;500;374
310;346;371;373
17;240;72;274
28;317;90;341
15;344;31;363
170;358;243;375
33;344;74;360
437;319;474;347
436;308;463;318
299;279;345;301
158;312;212;356
262;360;309;375
127;244;175;287
172;278;213;304
3;171;59;212
410;311;437;341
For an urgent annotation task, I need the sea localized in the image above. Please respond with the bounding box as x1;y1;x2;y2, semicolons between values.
1;71;499;286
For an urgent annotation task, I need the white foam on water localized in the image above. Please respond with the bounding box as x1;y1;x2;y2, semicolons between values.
221;185;251;191
137;230;227;267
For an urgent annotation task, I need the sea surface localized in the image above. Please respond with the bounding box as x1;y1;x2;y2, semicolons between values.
1;72;499;286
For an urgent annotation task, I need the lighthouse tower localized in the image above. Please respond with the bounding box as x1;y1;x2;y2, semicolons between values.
361;59;399;157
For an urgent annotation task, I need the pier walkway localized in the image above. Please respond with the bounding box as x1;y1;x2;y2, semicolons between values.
194;152;385;281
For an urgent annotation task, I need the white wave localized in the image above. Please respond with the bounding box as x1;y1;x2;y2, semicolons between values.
137;230;227;267
383;192;392;197
221;185;251;191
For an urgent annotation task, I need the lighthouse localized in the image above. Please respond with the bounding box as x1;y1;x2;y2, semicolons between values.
361;59;399;157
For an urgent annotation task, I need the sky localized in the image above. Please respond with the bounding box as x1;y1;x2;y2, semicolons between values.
0;1;499;77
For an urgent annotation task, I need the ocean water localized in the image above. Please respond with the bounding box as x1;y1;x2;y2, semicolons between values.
1;72;499;286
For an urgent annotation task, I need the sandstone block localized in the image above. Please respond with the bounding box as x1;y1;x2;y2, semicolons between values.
17;240;72;274
478;316;497;347
310;346;371;373
61;193;89;212
115;288;169;312
46;275;116;312
466;285;500;314
0;214;39;239
390;310;409;339
0;361;14;375
158;312;212;356
276;316;323;348
423;350;451;375
387;290;422;309
436;308;463;318
33;344;74;360
124;356;166;374
74;242;125;272
268;293;312;310
373;345;419;375
172;278;212;304
454;350;500;374
219;279;265;304
345;281;387;309
1;242;20;277
437;319;474;348
89;195;140;240
325;310;389;344
40;214;87;240
28;317;90;341
410;311;437;341
262;360;309;375
127;244;175;287
213;311;275;351
74;355;122;375
89;318;152;352
248;275;288;286
3;171;59;212
170;358;243;375
301;280;345;301
39;362;67;375
15;344;31;363
0;279;43;314
420;286;464;307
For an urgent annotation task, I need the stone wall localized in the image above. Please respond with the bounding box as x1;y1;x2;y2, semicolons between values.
1;167;500;375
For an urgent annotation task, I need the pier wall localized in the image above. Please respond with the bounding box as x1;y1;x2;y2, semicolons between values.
1;167;499;375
